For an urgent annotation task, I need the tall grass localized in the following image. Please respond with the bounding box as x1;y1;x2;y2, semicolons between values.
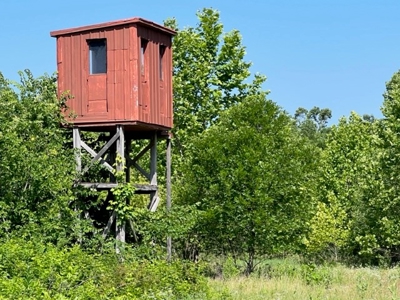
208;258;400;300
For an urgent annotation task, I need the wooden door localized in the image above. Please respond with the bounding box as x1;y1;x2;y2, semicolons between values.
87;75;107;113
87;39;108;114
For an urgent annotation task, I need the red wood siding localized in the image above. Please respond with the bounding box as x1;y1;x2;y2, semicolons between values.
137;25;173;129
52;18;174;130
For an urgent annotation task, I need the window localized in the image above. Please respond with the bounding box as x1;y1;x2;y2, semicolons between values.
88;39;107;74
140;39;148;76
159;45;166;80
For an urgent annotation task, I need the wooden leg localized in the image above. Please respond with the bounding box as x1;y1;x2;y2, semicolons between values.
149;132;159;212
126;137;131;183
72;127;81;173
116;126;126;252
166;136;172;261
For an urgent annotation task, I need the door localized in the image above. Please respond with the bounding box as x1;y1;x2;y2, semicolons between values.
87;39;108;114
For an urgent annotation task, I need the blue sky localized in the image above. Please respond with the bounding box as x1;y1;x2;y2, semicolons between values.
1;0;399;122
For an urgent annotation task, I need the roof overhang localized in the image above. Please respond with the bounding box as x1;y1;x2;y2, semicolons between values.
50;17;176;37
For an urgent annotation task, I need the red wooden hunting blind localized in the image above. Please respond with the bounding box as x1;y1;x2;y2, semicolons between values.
50;18;176;131
51;18;174;256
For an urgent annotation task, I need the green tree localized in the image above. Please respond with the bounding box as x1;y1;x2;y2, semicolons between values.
297;71;400;265
323;71;400;264
294;106;332;148
306;112;381;261
178;95;319;274
0;70;78;243
165;8;266;160
357;70;400;263
158;9;270;259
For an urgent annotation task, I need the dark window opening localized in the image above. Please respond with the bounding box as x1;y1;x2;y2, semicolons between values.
140;39;148;76
159;45;166;80
88;39;107;74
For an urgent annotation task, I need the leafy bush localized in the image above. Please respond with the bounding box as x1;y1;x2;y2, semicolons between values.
0;238;219;299
0;70;78;243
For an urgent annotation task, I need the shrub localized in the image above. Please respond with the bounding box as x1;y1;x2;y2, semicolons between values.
0;238;218;299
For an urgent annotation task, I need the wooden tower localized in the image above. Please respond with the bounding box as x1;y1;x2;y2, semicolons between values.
50;18;175;255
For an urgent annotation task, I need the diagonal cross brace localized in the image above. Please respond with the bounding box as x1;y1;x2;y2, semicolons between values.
125;140;153;181
81;141;115;173
81;131;120;175
102;211;116;239
132;162;151;181
131;140;154;164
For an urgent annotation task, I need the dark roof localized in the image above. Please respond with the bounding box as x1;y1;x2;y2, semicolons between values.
50;17;176;37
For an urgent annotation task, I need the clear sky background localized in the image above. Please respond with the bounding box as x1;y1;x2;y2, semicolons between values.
1;0;399;122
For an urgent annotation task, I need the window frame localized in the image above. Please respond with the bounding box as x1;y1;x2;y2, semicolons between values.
88;39;107;75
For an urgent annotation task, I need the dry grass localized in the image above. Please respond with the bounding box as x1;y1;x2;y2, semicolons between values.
208;262;400;300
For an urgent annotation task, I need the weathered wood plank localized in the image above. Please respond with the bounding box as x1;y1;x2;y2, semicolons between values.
166;136;172;261
149;197;160;212
81;130;120;175
81;141;115;172
116;126;126;249
166;137;171;210
135;184;157;193
133;162;151;181
102;211;116;239
116;219;125;253
116;125;125;173
131;140;153;164
79;182;157;192
149;132;159;212
125;131;170;140
80;182;118;189
126;138;131;182
150;132;157;186
129;219;138;242
73;128;82;172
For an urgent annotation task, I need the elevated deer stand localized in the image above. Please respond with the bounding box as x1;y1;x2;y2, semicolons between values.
51;17;175;258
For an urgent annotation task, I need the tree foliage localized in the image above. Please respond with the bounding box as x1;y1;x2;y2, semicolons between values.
361;70;400;263
0;70;78;243
178;95;319;273
294;106;332;148
306;71;400;264
165;8;266;158
306;113;381;261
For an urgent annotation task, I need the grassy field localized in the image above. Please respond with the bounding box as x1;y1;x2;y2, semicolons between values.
207;259;400;300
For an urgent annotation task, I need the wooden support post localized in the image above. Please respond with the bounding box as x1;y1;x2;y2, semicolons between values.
126;137;131;183
166;135;172;261
116;125;125;252
116;126;124;173
73;127;83;243
149;132;159;212
72;127;81;173
109;139;116;184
